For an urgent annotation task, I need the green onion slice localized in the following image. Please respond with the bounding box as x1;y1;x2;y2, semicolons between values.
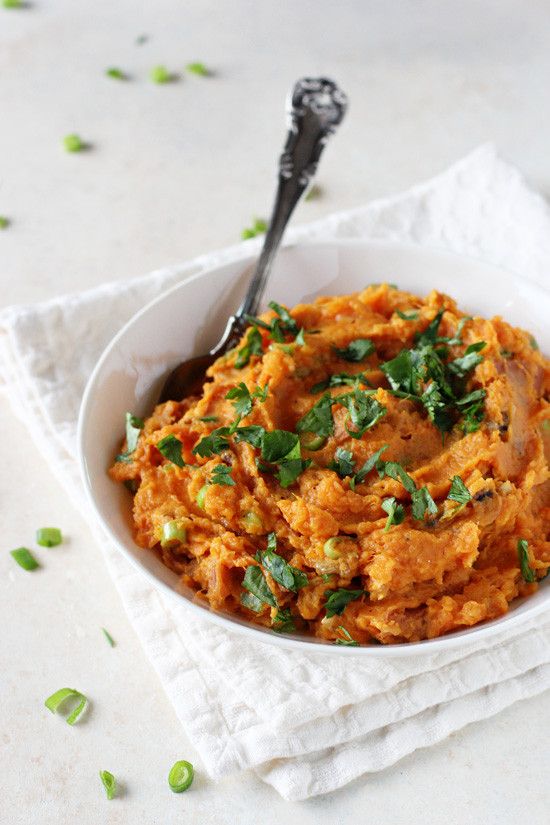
10;546;39;570
36;527;62;547
99;770;116;799
44;687;87;725
168;760;194;793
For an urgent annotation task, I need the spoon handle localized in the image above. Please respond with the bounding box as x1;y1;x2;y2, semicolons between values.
237;77;348;320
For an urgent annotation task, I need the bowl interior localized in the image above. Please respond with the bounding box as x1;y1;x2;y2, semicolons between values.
78;239;550;655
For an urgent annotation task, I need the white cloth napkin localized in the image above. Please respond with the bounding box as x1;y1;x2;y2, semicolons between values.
2;143;550;801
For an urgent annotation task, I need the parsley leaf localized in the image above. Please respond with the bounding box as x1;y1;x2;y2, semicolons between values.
377;460;416;494
517;539;535;583
448;476;472;504
240;591;264;612
327;448;355;477
330;338;375;362
157;433;185;467
211;464;235;486
352;444;390;486
396;309;419;321
192;427;231;458
295;393;335;438
252;383;268;402
261;430;300;463
242;565;277;608
447;342;486;378
324;588;367;618
268;301;299;336
411;486;438;520
381;497;406;531
115;412;145;462
272;607;297;633
255;532;308;590
335;389;387;438
235;325;264;368
232;425;266;448
311;372;373;394
225;382;253;419
334;626;360;646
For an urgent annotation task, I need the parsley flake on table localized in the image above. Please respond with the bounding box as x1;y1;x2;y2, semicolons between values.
186;62;210;76
106;67;127;80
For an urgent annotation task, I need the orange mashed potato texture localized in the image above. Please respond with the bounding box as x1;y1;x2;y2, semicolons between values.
110;284;550;645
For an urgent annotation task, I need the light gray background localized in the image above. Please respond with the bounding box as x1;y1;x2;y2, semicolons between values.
2;1;549;823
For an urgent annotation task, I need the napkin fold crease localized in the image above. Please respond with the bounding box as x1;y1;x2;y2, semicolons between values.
2;143;550;801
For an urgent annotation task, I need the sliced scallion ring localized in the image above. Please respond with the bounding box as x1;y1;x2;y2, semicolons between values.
101;627;115;647
99;770;116;799
195;484;210;510
44;687;87;725
161;520;187;548
168;760;194;793
298;431;327;451
10;547;39;570
36;527;62;547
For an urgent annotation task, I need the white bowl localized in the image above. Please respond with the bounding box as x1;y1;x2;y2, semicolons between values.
78;239;550;655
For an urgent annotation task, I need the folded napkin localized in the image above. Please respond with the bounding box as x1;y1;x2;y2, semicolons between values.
2;144;550;801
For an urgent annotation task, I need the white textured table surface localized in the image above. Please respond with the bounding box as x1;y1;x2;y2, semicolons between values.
2;2;550;823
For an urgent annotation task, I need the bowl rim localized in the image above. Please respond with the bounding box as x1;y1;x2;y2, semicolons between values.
78;237;550;656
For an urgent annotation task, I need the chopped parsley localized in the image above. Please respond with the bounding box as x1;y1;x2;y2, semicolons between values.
327;447;355;477
448;476;472;504
115;412;144;462
330;338;375;362
379;309;487;438
252;383;268;402
192;427;231;457
334;626;360;646
376;460;416;494
334;389;387;438
351;444;390;487
242;564;277;608
255;532;308;591
157;433;186;467
211;464;235;486
395;309;419;321
311;371;373;394
411;486;438;520
225;382;253;420
517;539;535;583
235;325;263;368
295;393;335;439
272;607;297;633
381;497;406;531
324;588;367;618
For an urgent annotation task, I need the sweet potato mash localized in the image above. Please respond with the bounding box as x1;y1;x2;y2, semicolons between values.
110;284;550;645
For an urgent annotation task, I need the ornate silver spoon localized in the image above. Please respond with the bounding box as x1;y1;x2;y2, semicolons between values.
158;77;348;402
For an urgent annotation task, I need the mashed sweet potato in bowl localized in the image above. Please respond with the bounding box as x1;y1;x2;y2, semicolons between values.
78;240;550;654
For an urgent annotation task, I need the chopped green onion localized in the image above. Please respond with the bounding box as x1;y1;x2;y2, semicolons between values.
36;527;62;547
243;511;263;530
186;62;210;76
64;134;85;152
298;431;327;451
161;520;187;548
44;687;87;725
323;537;345;560
99;770;116;799
2;0;23;7
150;65;171;83
0;216;9;228
196;483;210;510
106;67;127;80
101;627;115;647
10;547;39;570
241;217;267;240
334;626;360;646
168;760;194;793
